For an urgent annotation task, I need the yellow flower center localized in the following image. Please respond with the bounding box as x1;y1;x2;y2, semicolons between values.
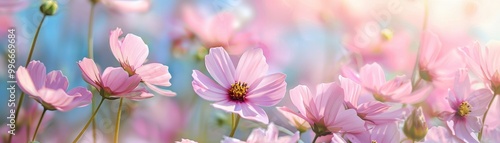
458;101;472;117
372;140;378;143
381;29;393;41
228;81;248;102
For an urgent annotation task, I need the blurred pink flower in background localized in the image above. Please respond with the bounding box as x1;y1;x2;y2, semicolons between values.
222;123;300;143
459;40;500;92
110;28;176;96
278;83;365;137
101;0;151;13
192;47;286;124
78;58;151;99
438;69;492;142
17;61;92;111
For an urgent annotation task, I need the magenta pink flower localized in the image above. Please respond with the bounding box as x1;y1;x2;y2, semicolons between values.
221;123;300;143
16;61;92;111
110;28;175;96
278;83;365;137
78;58;151;99
439;69;493;142
192;47;286;124
459;40;500;92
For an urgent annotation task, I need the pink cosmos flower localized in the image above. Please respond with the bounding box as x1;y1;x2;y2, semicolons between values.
100;0;150;13
110;28;175;96
346;62;429;104
221;123;300;143
78;58;151;99
438;69;493;143
278;83;365;137
419;31;464;89
16;61;92;111
277;107;311;132
459;40;500;92
192;47;286;124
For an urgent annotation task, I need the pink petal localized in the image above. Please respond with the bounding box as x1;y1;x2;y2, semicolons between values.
452;68;472;99
77;58;102;90
265;123;279;140
101;67;141;95
467;88;493;116
136;63;176;96
396;84;431;104
379;75;412;99
340;66;361;84
277;106;314;125
328;109;366;133
321;83;345;126
453;120;478;143
205;47;236;88
356;101;390;116
16;61;46;96
120;33;149;70
110;28;124;63
221;137;245;143
371;123;399;143
289;85;310;117
276;131;300;143
458;42;488;81
207;12;235;46
114;87;154;100
246;128;267;142
101;0;151;13
37;88;75;111
64;87;92;109
359;63;386;91
277;107;311;129
213;101;269;124
339;75;361;108
236;48;269;85
45;71;69;91
466;116;482;133
419;31;442;66
192;70;228;102
246;73;286;107
484;40;500;82
144;82;176;96
331;134;348;143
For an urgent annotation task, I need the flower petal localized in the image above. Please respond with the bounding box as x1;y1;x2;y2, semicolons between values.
114;87;154;100
77;58;102;90
110;28;124;63
360;63;386;91
340;75;361;108
236;48;269;85
467;88;493;116
101;0;151;13
192;70;227;102
101;67;141;95
120;33;149;70
45;70;69;91
205;47;236;88
452;68;471;100
136;63;176;96
16;61;46;97
371;123;399;143
454;120;479;143
64;87;92;109
37;88;75;111
246;73;286;106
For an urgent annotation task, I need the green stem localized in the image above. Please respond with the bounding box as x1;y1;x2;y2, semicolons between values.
73;98;105;143
88;3;97;143
312;134;319;143
31;109;47;142
410;0;429;87
478;94;497;141
8;14;47;143
229;113;240;137
114;98;124;143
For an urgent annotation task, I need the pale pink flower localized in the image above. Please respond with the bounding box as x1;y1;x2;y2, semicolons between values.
353;63;428;104
192;47;286;124
277;107;311;132
278;83;365;137
438;69;493;143
419;31;464;89
100;0;150;13
221;123;300;143
459;40;500;92
176;139;198;143
78;58;151;99
16;61;92;111
344;122;400;143
339;76;406;126
422;126;463;143
110;28;175;96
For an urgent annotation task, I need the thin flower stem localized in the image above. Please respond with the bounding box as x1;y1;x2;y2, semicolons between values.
114;98;124;143
478;93;497;141
31;109;47;142
8;14;47;143
73;97;105;143
411;0;429;88
229;113;240;137
312;134;319;143
87;3;97;143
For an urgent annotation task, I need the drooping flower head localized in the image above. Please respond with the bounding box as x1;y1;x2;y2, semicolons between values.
221;123;300;143
78;58;151;99
278;83;366;137
17;61;92;111
192;47;286;124
109;28;175;96
438;68;492;142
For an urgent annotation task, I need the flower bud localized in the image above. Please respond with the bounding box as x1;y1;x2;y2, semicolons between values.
40;0;58;16
403;107;428;141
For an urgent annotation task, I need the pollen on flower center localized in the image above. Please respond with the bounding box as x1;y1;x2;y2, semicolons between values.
458;101;472;117
228;81;249;102
371;140;378;143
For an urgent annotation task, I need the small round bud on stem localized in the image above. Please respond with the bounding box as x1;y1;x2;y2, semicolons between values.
403;107;428;141
40;0;58;16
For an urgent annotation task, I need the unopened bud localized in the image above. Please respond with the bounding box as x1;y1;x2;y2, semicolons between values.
403;107;428;141
40;0;58;16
